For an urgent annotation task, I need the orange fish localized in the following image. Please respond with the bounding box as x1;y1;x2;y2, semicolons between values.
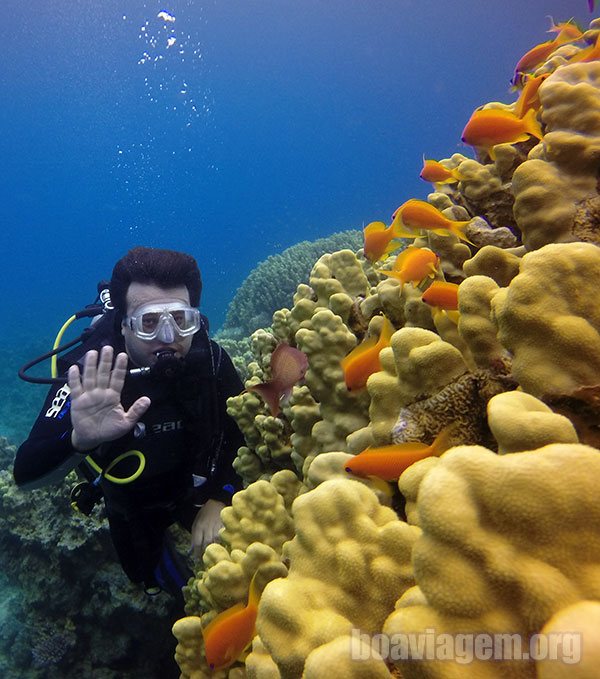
345;424;456;481
461;107;543;160
567;32;600;64
513;73;548;119
248;343;308;416
511;21;581;87
377;246;439;287
419;158;463;185
391;199;473;244
203;574;260;672
421;280;460;311
363;220;405;263
341;316;395;391
547;19;583;42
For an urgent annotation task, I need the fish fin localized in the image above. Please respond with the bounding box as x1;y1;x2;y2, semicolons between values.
391;245;416;271
376;269;403;282
247;572;261;609
443;310;461;324
431;422;460;457
392;225;421;240
449;221;475;246
366;475;394;499
383;239;404;255
340;335;379;370
377;316;396;347
202;602;246;640
247;383;282;417
364;220;387;235
522;107;543;140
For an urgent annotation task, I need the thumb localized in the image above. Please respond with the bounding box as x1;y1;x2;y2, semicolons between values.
124;396;151;424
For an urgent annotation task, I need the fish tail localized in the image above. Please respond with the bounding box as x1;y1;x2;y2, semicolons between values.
378;315;396;347
247;572;261;609
522;107;544;140
450;220;475;245
431;422;460;457
247;383;282;417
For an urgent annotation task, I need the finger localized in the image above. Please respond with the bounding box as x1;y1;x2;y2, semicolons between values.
95;345;114;390
81;350;98;392
67;364;83;400
123;396;151;425
108;352;129;393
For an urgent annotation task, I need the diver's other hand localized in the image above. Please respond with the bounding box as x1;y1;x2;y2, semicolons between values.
67;346;151;451
190;500;225;560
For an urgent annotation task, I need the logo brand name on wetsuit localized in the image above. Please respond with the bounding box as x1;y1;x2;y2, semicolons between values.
45;384;71;418
152;420;183;434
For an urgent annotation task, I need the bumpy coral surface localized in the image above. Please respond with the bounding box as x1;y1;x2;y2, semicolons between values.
512;61;600;250
390;443;600;678
491;242;600;398
251;478;419;678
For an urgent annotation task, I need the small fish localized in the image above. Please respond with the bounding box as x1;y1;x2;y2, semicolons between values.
421;280;460;311
363;220;405;263
511;21;581;87
419;157;463;185
461;107;543;160
547;19;583;42
391;199;473;244
512;73;548;119
589;0;596;12
203;574;260;672
341;316;395;391
377;246;439;287
345;424;457;481
567;32;600;64
248;344;308;416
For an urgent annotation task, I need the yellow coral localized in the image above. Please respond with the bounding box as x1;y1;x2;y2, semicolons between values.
386;443;600;678
491;242;600;397
487;391;578;454
220;478;295;553
251;478;418;677
512;61;600;249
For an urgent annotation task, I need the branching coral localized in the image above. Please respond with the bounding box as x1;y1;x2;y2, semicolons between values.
220;230;363;337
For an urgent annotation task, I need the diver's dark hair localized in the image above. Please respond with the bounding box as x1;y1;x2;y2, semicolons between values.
110;246;202;314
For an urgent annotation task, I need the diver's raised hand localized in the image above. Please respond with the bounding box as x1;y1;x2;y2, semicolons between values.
67;346;151;451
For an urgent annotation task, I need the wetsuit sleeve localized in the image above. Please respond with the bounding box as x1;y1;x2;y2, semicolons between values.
200;345;245;505
13;381;88;489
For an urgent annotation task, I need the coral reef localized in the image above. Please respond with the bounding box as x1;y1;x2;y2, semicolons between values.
219;230;363;338
0;438;183;678
390;443;600;678
175;19;600;679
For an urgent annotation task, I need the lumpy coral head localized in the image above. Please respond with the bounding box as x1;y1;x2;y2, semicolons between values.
491;242;600;398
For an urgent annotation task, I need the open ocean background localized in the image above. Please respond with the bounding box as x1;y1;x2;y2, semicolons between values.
0;0;590;445
0;2;592;676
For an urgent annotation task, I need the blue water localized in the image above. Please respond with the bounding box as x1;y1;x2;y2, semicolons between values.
0;2;593;674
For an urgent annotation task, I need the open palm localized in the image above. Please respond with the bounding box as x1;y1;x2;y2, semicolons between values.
68;346;150;451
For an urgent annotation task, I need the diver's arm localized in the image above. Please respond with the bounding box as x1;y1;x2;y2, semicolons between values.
13;382;89;490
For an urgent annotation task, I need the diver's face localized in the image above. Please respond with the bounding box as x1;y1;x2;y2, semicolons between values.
122;282;195;367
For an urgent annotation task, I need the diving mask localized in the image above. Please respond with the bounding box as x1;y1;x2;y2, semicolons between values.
125;302;201;342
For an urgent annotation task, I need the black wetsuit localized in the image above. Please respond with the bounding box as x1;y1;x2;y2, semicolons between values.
13;328;245;589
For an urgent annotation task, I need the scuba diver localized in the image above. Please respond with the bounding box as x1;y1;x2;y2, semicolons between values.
13;246;245;599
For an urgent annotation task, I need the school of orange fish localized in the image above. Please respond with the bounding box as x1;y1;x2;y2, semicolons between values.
197;9;598;672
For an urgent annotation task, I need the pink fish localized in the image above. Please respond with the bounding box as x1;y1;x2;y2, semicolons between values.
248;344;308;416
